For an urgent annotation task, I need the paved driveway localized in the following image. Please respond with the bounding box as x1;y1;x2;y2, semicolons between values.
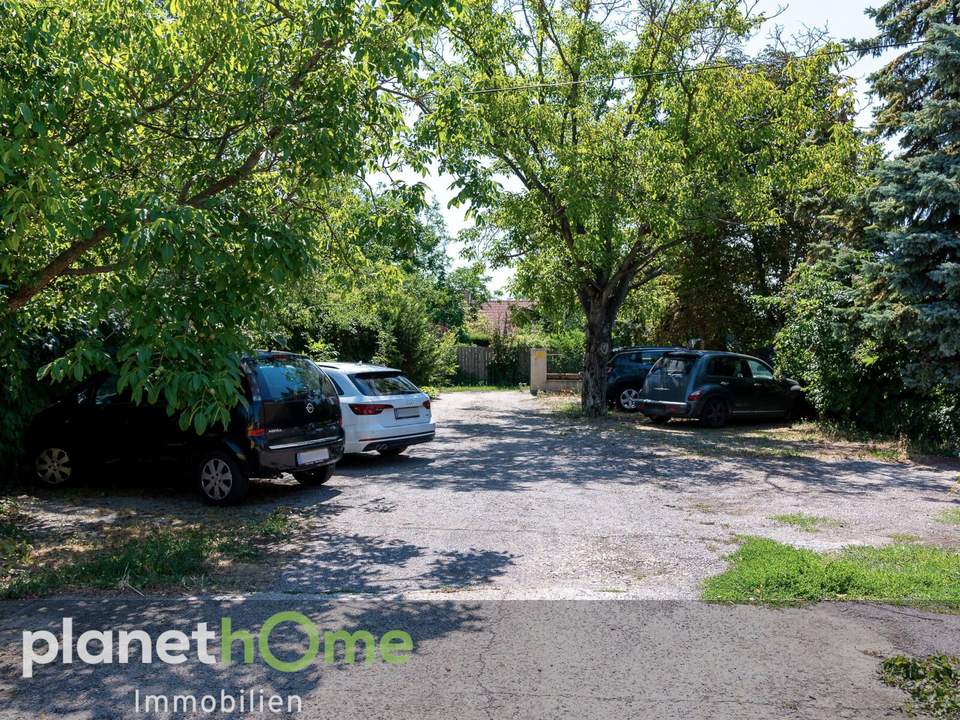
2;390;959;719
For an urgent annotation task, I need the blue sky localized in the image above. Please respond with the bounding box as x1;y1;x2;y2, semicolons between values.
414;1;893;292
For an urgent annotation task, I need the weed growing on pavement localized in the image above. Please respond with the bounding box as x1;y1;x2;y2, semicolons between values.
0;498;31;575
702;537;960;611
881;654;959;719
771;513;843;533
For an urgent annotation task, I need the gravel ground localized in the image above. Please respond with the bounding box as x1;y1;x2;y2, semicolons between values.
5;390;958;600
265;390;960;600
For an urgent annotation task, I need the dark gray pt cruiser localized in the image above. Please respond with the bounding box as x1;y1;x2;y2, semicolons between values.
639;351;803;427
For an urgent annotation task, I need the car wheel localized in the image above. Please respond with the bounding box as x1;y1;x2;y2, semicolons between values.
293;464;335;486
700;398;730;428
33;446;77;486
378;447;407;457
616;387;644;412
197;450;249;505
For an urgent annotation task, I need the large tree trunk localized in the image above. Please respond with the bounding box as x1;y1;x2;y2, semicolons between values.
581;294;617;417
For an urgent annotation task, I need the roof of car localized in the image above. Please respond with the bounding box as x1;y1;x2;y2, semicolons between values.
662;350;768;362
314;361;401;374
252;350;309;361
612;346;682;354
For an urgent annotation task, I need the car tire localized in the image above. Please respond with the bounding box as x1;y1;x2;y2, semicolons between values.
293;464;335;486
700;398;730;428
378;447;407;457
615;387;644;412
197;449;249;505
32;445;78;487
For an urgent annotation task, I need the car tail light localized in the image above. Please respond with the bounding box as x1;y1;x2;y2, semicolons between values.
247;426;266;437
687;390;702;401
422;399;431;410
349;403;392;415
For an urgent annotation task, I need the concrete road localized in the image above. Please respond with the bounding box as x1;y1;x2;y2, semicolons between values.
1;596;958;719
1;391;958;718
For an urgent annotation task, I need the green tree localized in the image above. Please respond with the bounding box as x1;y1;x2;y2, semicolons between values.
860;0;960;391
419;0;859;414
251;182;465;387
0;0;446;440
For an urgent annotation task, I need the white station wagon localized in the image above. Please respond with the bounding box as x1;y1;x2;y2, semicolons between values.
313;362;436;456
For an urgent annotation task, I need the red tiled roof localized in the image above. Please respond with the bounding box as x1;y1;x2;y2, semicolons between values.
479;300;533;333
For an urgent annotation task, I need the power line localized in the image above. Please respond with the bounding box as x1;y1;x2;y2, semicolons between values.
459;39;926;96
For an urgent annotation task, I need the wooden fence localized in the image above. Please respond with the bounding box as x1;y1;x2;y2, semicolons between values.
454;345;532;385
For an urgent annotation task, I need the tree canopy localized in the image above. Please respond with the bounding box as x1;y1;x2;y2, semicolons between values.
418;0;861;413
0;0;447;434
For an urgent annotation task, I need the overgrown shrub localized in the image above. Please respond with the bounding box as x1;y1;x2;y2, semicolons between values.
374;293;457;387
775;254;960;452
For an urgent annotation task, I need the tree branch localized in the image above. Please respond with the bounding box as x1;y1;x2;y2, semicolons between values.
6;43;333;313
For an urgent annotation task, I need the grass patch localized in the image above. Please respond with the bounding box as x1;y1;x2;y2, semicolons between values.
0;498;31;572
771;513;842;533
0;507;298;598
936;507;960;525
438;384;527;393
702;536;960;611
881;654;960;719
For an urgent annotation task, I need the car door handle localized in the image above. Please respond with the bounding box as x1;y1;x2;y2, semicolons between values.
720;381;729;386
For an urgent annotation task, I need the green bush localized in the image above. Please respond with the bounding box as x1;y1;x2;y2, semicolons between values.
774;255;960;453
514;325;584;373
374;293;458;387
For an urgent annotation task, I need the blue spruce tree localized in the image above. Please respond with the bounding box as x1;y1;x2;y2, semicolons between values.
862;1;960;390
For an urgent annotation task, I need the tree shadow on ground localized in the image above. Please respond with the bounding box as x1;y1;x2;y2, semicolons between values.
336;401;957;502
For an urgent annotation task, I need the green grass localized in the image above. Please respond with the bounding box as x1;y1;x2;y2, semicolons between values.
0;508;298;598
881;654;960;719
771;513;843;533
702;536;960;611
936;507;960;525
0;499;31;569
438;384;527;393
4;529;212;597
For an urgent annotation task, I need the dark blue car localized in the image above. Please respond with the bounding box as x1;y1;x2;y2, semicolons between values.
606;346;682;411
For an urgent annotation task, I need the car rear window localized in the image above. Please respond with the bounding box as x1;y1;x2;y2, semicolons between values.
255;357;332;401
658;356;696;375
350;372;420;396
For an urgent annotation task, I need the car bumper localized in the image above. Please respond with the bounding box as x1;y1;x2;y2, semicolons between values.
255;435;344;473
346;423;436;453
639;400;696;418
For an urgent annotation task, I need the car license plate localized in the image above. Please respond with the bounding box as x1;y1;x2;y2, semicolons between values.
394;407;419;419
296;448;329;465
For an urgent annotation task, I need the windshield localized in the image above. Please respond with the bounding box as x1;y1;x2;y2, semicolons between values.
255;357;332;401
350;372;420;396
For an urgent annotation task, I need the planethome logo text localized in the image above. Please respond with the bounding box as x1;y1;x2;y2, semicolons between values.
22;612;414;678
